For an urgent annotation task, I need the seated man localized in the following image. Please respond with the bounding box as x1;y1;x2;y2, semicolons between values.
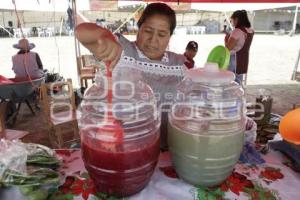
184;41;198;69
12;38;44;81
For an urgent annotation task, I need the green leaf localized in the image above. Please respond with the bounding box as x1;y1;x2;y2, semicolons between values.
26;147;61;167
107;196;120;200
1;167;59;187
95;192;121;200
197;188;208;200
96;192;108;199
244;183;277;200
25;188;49;200
50;194;74;200
207;193;217;200
19;185;37;195
81;172;90;179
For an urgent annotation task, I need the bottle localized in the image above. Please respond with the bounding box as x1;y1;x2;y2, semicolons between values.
168;62;246;186
79;66;161;197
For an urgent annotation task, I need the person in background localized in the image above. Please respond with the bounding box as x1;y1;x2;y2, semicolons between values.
225;10;254;85
184;41;198;69
75;3;187;151
12;38;44;81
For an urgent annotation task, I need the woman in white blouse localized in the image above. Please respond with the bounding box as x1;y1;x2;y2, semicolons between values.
75;3;187;150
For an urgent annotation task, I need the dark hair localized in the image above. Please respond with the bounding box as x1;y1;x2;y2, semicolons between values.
231;10;251;28
186;41;198;51
137;3;176;35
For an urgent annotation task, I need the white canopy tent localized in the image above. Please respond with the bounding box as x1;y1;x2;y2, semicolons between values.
1;0;298;12
0;0;89;12
191;3;300;11
190;3;299;34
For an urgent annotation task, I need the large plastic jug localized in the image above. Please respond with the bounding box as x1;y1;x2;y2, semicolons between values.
168;63;246;186
78;67;160;197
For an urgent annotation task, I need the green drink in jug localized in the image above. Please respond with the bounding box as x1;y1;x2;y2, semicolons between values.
168;62;246;187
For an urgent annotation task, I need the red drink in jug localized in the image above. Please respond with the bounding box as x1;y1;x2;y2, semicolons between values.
81;126;160;197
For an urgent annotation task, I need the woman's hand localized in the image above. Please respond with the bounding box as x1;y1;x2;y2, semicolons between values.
224;32;230;43
75;23;122;70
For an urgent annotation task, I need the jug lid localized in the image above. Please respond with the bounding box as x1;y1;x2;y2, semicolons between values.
186;62;235;85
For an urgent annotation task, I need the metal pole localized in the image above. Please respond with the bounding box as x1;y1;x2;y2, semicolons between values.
72;0;80;57
223;12;233;31
59;17;64;37
289;5;298;37
113;4;145;34
2;11;5;27
291;49;300;81
251;11;255;29
72;0;81;86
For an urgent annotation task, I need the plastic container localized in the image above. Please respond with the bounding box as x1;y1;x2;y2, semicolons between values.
78;67;160;197
168;63;246;186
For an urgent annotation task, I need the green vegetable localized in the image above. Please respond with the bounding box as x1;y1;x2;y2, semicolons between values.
19;185;36;195
1;168;59;187
26;145;60;168
25;188;49;200
0;142;61;200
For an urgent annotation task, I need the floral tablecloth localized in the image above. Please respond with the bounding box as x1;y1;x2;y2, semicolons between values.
50;146;300;200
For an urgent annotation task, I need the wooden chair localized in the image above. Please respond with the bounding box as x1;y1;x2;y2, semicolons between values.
82;55;101;72
0;101;29;140
40;79;79;148
77;55;100;88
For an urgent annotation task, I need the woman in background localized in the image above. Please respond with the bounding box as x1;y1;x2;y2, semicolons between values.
12;38;44;81
225;10;254;85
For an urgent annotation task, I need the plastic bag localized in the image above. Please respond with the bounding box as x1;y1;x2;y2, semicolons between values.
0;139;60;187
25;143;60;167
0;139;27;180
244;117;257;144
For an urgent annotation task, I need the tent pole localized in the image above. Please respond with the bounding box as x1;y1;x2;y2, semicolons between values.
113;4;145;34
289;5;298;37
72;0;81;86
291;49;300;80
251;11;255;29
73;0;80;56
59;17;64;37
2;11;5;26
223;12;233;31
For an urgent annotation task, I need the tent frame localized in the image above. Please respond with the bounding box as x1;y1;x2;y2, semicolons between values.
289;5;299;36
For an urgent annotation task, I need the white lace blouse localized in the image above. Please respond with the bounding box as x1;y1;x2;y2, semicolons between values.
114;34;187;108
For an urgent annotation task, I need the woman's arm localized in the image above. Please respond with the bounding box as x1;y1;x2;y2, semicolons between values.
225;35;238;51
75;23;123;70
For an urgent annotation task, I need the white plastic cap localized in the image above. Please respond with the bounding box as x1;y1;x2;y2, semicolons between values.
186;62;235;84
